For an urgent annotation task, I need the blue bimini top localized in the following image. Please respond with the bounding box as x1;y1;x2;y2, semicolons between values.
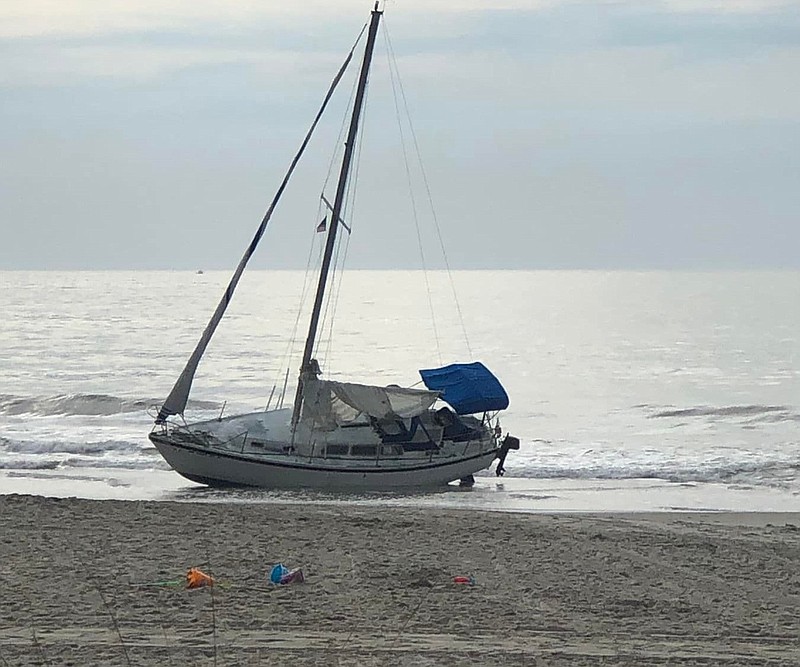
418;362;509;415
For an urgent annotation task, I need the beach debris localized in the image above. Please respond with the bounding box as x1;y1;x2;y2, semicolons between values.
270;563;305;585
453;575;475;585
186;567;215;589
133;569;219;589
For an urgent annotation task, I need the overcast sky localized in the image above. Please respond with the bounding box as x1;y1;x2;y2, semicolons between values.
2;0;799;270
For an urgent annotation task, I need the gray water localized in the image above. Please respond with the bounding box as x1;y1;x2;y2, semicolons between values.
1;270;798;508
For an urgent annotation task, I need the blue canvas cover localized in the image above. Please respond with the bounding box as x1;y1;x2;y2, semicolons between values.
419;362;509;415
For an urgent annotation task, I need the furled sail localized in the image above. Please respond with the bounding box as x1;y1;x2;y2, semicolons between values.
155;33;364;423
302;379;439;430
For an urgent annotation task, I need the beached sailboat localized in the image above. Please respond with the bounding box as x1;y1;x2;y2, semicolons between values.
149;4;517;489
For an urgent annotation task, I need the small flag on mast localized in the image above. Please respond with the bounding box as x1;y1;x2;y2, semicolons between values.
316;217;327;233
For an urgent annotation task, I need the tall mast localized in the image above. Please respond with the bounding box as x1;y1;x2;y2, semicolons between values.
291;4;383;425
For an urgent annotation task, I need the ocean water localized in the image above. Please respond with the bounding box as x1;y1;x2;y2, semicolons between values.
1;270;798;511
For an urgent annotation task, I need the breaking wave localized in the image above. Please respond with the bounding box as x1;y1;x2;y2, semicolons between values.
0;459;60;471
511;460;799;485
649;405;793;420
508;445;800;488
1;439;143;456
0;394;220;417
0;436;170;471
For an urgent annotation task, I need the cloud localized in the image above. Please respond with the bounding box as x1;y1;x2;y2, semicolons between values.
0;41;347;86
653;0;794;13
4;0;798;92
391;40;800;125
4;0;793;40
0;0;544;39
2;0;798;269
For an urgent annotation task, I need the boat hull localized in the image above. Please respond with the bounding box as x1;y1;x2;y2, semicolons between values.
150;432;499;489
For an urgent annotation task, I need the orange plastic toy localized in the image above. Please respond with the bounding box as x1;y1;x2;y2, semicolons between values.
186;567;215;589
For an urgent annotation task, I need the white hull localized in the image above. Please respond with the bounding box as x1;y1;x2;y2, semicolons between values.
148;10;513;490
149;433;499;489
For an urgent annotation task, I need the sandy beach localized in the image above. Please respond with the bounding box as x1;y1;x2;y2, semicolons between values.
1;495;798;666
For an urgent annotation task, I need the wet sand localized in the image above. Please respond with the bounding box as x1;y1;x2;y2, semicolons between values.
1;494;799;665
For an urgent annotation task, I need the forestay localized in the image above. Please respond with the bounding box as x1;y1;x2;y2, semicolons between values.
154;33;363;424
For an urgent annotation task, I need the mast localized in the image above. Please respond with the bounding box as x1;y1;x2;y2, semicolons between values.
291;3;383;425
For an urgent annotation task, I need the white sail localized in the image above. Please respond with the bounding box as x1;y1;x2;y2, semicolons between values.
155;36;361;423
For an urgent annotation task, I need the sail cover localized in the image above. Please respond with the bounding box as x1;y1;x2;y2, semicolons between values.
302;379;439;429
419;362;508;415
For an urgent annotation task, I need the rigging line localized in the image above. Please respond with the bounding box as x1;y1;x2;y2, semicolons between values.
317;97;364;370
272;201;326;394
311;30;366;376
383;24;442;365
270;196;326;391
315;51;364;372
318;186;348;367
293;7;384;428
343;72;369;260
322;53;362;198
327;227;353;372
320;76;369;371
275;45;362;391
318;77;369;367
384;27;473;360
319;240;340;367
316;228;337;364
318;233;344;369
155;24;368;422
321;56;371;367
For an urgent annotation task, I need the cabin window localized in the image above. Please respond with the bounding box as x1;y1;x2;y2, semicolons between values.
325;444;349;456
351;445;377;457
381;445;403;456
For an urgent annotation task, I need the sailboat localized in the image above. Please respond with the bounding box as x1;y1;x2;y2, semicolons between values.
149;3;518;489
